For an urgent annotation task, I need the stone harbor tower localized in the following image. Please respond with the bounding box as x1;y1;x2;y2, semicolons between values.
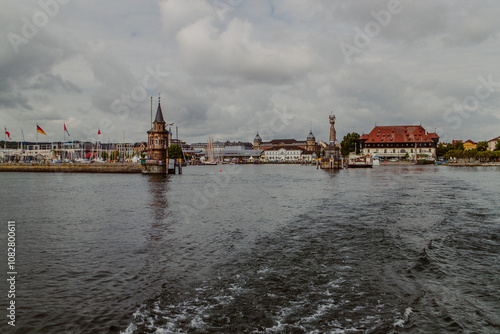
143;97;169;173
329;114;336;143
321;112;342;169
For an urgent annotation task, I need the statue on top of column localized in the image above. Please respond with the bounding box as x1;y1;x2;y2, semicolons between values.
329;113;336;143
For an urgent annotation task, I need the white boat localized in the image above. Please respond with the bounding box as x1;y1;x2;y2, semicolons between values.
348;154;373;168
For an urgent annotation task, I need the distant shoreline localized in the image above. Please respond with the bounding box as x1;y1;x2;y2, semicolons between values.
443;162;500;167
1;161;499;173
0;162;142;173
381;161;500;167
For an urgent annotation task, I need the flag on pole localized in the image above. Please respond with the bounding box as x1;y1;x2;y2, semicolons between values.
64;123;70;136
98;129;101;135
5;127;11;140
37;124;47;135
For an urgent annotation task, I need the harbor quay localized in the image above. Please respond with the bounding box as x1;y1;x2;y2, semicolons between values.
0;162;142;173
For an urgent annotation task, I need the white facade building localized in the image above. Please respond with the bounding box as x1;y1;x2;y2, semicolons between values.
263;145;304;161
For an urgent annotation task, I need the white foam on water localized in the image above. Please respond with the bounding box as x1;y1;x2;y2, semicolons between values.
213;294;234;305
257;267;271;275
302;299;339;323
328;277;345;289
393;307;413;328
121;305;149;334
120;322;136;334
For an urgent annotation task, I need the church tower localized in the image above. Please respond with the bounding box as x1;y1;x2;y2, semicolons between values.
253;132;262;150
306;130;317;152
147;97;169;161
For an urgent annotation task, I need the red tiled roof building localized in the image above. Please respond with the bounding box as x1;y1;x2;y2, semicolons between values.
487;136;500;151
359;125;439;160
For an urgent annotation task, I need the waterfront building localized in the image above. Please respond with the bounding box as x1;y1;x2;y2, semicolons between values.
263;145;304;162
254;137;306;151
359;125;439;160
253;130;321;153
19;141;87;161
224;141;253;150
221;149;264;161
133;142;148;156
487;136;500;151
300;150;318;162
116;142;135;158
260;145;316;162
463;140;477;150
146;98;169;161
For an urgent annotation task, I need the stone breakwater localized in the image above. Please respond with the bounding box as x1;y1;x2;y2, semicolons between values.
0;163;142;173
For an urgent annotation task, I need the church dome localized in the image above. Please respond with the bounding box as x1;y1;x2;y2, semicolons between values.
307;130;315;141
254;132;262;143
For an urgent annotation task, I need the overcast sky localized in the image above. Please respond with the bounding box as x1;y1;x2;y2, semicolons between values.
2;0;500;144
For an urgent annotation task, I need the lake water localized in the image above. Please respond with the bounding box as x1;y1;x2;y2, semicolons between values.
0;164;499;333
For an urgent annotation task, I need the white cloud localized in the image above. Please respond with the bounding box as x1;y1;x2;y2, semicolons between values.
159;0;214;36
176;17;315;83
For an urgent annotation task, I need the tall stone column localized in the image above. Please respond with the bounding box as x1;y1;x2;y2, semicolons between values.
329;114;336;143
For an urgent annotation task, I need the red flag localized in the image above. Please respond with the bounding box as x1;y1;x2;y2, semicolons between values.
5;127;11;140
64;123;70;136
37;124;47;135
98;129;101;135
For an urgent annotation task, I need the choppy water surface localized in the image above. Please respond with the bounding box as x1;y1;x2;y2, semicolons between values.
0;165;499;333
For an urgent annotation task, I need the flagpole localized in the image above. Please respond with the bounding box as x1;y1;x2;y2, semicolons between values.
3;126;6;162
21;125;25;162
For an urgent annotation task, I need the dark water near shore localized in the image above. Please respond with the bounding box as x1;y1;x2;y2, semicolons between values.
0;165;499;333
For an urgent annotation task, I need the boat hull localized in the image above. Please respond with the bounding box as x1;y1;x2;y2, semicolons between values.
348;164;373;168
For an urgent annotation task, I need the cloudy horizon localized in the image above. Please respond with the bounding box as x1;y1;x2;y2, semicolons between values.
2;0;500;145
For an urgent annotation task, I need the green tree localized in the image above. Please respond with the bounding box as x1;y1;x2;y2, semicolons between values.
478;150;492;162
110;150;120;160
101;151;108;160
341;132;360;157
453;141;464;150
465;149;477;162
436;143;451;158
494;151;500;161
445;149;465;161
476;141;488;151
496;139;500;151
168;144;183;160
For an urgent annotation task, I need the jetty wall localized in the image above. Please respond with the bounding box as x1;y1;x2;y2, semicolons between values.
0;163;142;173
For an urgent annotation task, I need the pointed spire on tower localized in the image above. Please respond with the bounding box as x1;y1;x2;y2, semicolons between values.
154;94;165;123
